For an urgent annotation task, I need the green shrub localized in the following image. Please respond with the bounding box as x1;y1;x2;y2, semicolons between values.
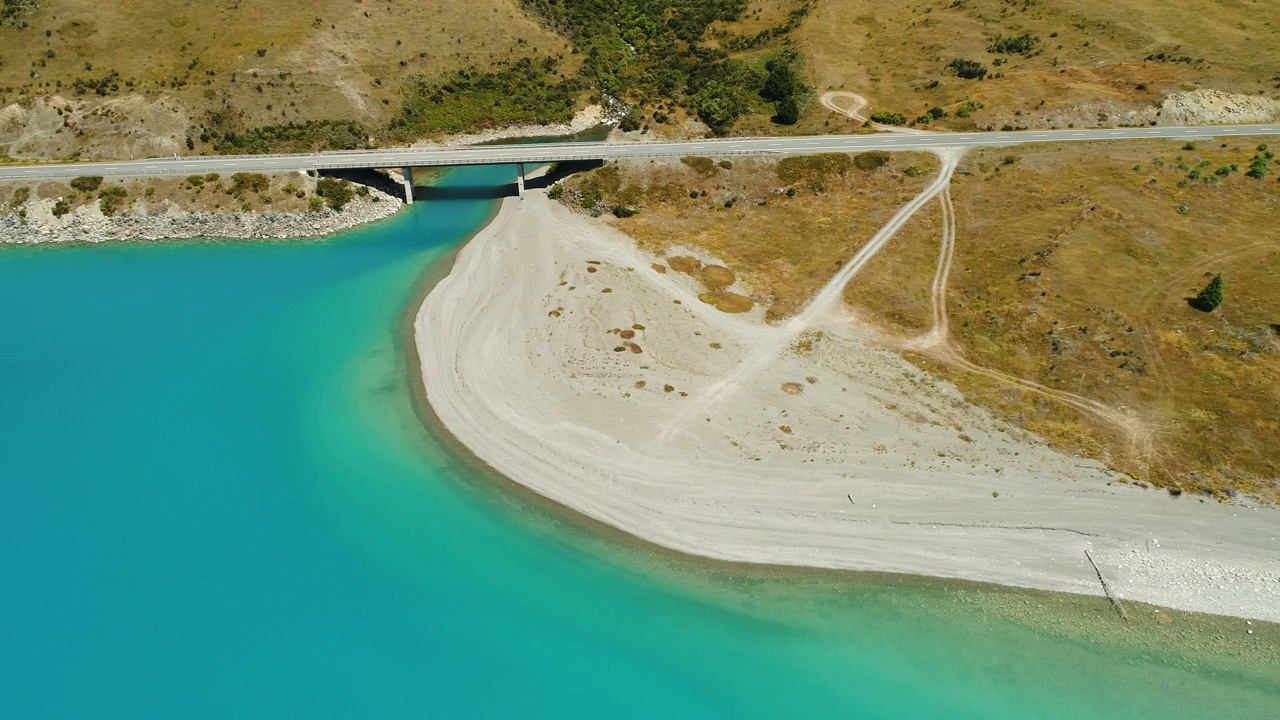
1195;273;1223;311
315;177;354;211
229;172;269;196
1246;153;1269;179
955;100;984;118
547;183;565;200
618;108;644;132
2;0;40;28
773;94;802;125
870;112;907;125
7;185;29;210
97;185;128;216
72;70;121;96
718;159;733;170
209;119;369;154
52;198;72;217
948;59;988;80
69;176;104;192
307;197;325;213
390;57;579;140
987;33;1040;55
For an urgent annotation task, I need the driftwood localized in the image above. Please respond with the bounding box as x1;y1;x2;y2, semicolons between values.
1084;549;1130;621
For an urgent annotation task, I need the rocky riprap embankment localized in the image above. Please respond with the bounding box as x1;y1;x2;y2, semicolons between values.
1;189;402;244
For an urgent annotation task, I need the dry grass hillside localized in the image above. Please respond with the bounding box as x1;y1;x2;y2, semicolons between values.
581;139;1280;500
0;0;569;119
558;151;937;320
0;0;573;158
792;0;1280;134
913;139;1280;500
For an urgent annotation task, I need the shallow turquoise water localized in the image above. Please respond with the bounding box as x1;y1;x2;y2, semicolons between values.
1;164;1277;718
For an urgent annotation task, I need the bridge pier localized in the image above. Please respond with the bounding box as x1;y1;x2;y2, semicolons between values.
401;166;415;204
515;163;525;197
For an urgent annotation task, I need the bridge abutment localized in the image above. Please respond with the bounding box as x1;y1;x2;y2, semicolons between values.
401;167;415;204
516;163;525;197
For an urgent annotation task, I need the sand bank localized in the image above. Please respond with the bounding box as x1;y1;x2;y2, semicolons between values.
415;190;1280;623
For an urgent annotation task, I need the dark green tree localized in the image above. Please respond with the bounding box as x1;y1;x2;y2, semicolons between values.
773;95;801;125
761;57;801;102
1195;273;1223;311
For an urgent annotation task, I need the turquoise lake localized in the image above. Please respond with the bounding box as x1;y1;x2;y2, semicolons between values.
1;162;1277;717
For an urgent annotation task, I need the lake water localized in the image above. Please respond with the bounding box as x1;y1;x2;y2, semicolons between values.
1;163;1277;718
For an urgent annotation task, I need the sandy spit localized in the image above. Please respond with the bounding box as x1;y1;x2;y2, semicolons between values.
415;191;1280;623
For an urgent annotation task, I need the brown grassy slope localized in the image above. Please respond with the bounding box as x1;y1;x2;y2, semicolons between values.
561;152;938;321
794;0;1280;132
841;199;941;336
0;0;571;134
887;140;1278;499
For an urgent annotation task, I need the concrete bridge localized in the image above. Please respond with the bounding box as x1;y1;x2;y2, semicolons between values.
2;123;1278;203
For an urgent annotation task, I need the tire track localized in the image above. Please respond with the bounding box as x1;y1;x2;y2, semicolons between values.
655;147;965;444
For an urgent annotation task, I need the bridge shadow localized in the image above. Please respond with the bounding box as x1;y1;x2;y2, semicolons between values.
418;183;516;201
418;159;604;201
320;159;603;202
317;168;402;198
527;159;603;190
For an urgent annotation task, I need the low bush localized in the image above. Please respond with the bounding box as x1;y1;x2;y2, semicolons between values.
229;173;269;196
987;33;1040;55
315;177;354;211
778;153;853;183
7;185;29;210
870;112;907;126
681;156;719;175
97;185;128;216
69;176;104;192
852;151;891;172
948;59;988;80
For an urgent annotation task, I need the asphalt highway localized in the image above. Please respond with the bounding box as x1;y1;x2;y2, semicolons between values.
1;124;1278;181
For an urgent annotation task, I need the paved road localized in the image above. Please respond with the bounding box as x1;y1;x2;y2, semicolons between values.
1;124;1278;181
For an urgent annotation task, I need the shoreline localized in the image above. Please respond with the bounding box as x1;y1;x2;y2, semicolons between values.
1;189;403;245
413;189;1280;623
0;107;614;246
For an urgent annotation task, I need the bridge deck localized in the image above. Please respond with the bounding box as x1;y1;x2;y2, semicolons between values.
1;124;1278;181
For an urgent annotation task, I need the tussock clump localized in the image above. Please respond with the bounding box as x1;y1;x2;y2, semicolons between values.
680;156;718;175
853;151;891;172
699;264;735;291
777;153;852;183
698;291;753;313
667;255;703;275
